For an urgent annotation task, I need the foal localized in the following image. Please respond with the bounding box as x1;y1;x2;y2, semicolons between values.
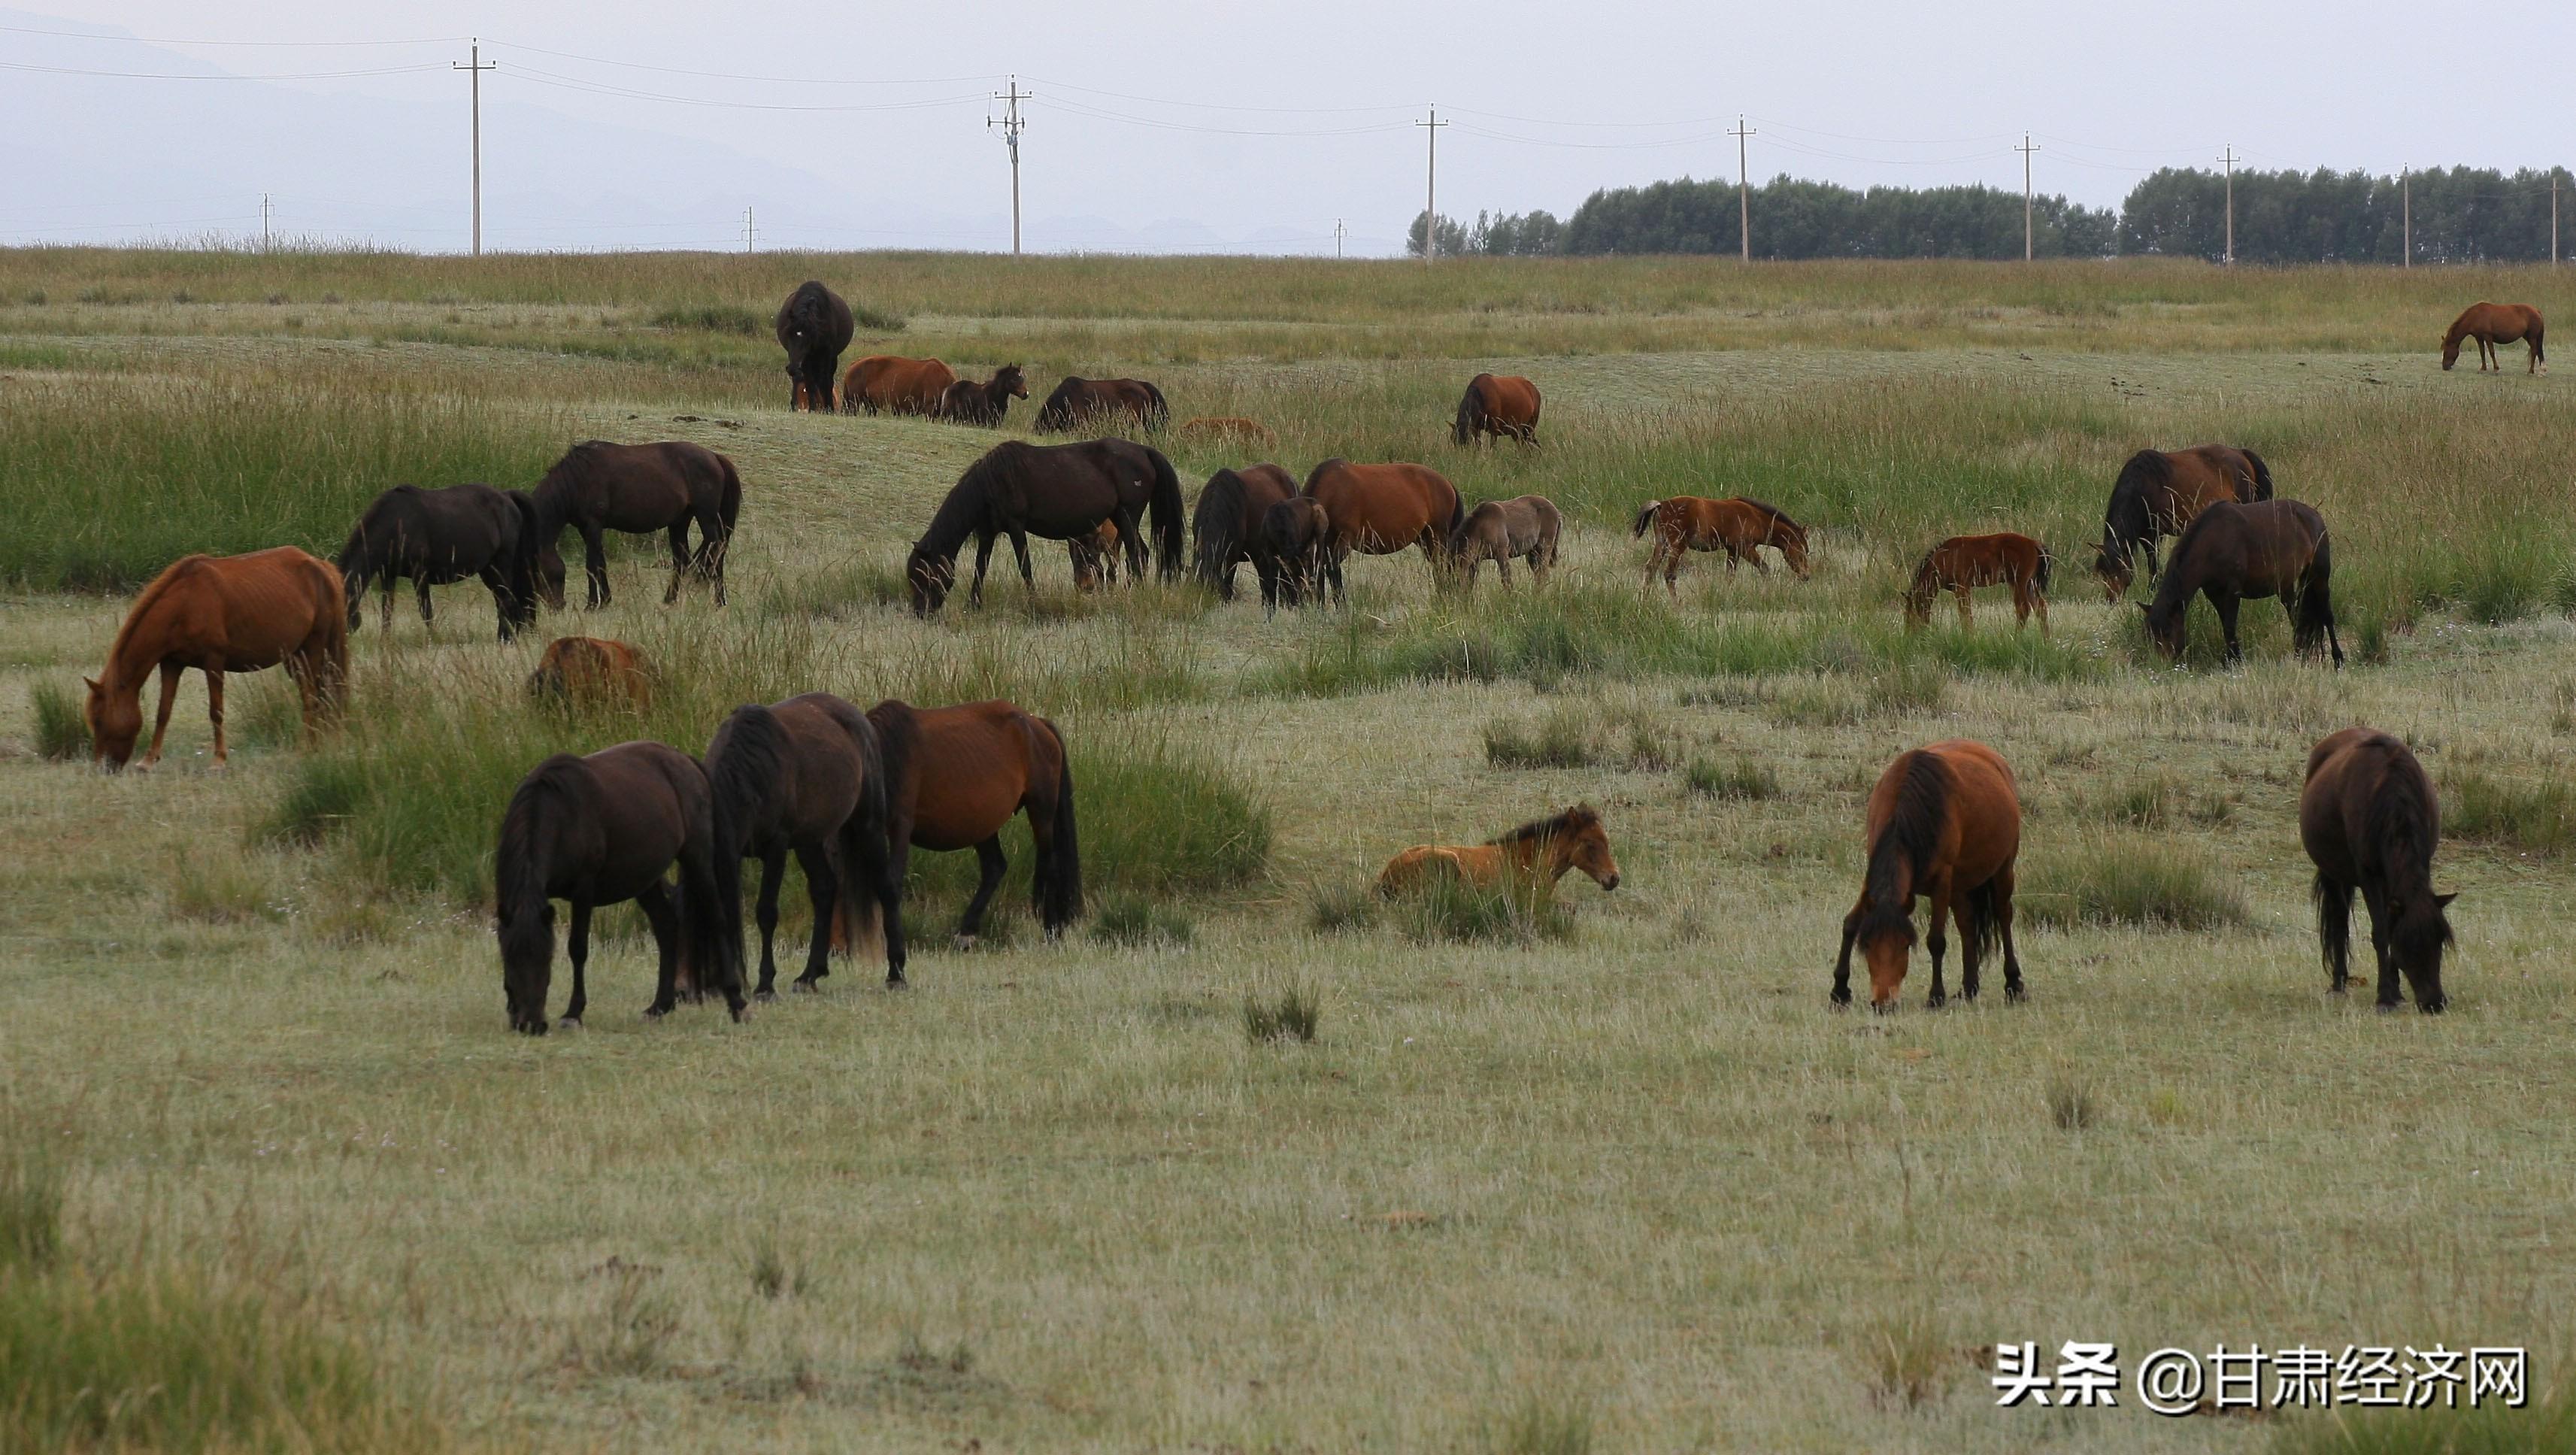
1450;495;1562;591
1902;533;2052;634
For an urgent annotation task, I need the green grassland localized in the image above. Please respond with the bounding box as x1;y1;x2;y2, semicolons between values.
3;250;2574;1453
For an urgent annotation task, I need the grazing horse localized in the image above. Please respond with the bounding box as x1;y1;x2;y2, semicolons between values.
705;694;908;996
524;636;652;711
2094;444;2273;599
1903;533;2053;634
866;699;1081;944
2141;499;2343;668
505;490;570;611
1034;376;1170;433
529;440;742;610
1178;417;1279;451
905;438;1184;614
1300;458;1465;606
495;741;741;1034
1190;463;1299;602
84;547;346;771
1067;520;1123;590
1450;495;1562;591
335;482;543;641
1833;741;2024;1011
2442;302;2544;374
1453;373;1543;446
1376;805;1622;897
2302;728;2457;1014
844;355;958;416
1256;497;1332;613
1632;496;1812;593
935;364;1030;426
775;280;854;412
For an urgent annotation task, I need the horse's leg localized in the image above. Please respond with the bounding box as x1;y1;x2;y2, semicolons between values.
581;525;611;608
2032;581;2050;638
2144;540;2162;584
1831;911;1859;1008
2317;875;2353;993
565;899;594;1026
792;839;836;991
2214;592;2244;664
1955;585;1974;631
880;825;913;987
1923;884;1952;1008
1957;889;1983;1004
204;668;227;768
1995;866;2026;1002
2362;883;2403;1010
2013;580;2030;632
1008;529;1036;596
416;575;435;626
378;570;395;632
141;660;183;768
1117;509;1146;584
969;531;996;608
662;521;689;605
956;835;1008;947
752;847;787;999
1496;555;1514;592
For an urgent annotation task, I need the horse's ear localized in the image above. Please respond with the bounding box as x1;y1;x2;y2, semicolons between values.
2435;892;2459;910
82;676;101;693
2136;603;2149;617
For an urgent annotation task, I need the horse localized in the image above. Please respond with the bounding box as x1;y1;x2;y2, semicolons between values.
905;438;1184;614
495;740;741;1034
524;636;652;711
1902;533;2053;634
529;440;742;610
1068;520;1123;590
2094;444;2273;599
2141;499;2343;668
935;365;1030;426
83;547;347;771
1190;464;1299;602
1832;741;2024;1012
1177;417;1279;451
1300;459;1465;606
865;699;1081;944
1034;376;1170;433
1376;805;1622;897
2442;302;2545;374
335;482;544;641
505;490;570;611
1450;495;1562;591
844;355;959;416
1632;496;1811;593
705;694;908;996
2301;729;2457;1013
775;281;854;412
1453;373;1542;447
1256;497;1332;613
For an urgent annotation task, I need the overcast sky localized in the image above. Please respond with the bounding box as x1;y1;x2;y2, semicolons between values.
8;2;2571;255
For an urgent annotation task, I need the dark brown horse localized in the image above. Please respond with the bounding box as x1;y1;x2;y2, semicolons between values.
905;438;1184;614
1301;459;1465;606
335;482;545;641
935;365;1030;426
1453;373;1542;446
84;547;347;770
1632;496;1811;592
776;281;855;412
2095;444;2273;599
1451;495;1562;591
2302;729;2456;1013
1190;463;1299;602
2141;499;2342;667
1034;376;1170;433
844;355;958;415
495;740;741;1034
1256;497;1332;613
866;699;1081;944
529;441;742;609
1903;532;2053;634
705;693;908;996
1834;741;2025;1011
525;636;651;711
507;490;569;612
2442;302;2544;374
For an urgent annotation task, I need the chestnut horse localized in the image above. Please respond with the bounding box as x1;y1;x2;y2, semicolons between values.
843;355;956;415
1453;373;1541;446
529;440;742;609
495;740;741;1034
935;365;1031;426
524;636;652;711
1833;741;2024;1011
866;699;1081;944
2441;302;2544;374
776;280;854;412
705;693;908;996
1450;495;1561;592
1178;417;1279;451
2302;728;2457;1013
1903;533;2053;634
905;438;1185;614
2141;500;2342;668
1301;458;1465;606
1256;497;1332;613
1068;520;1123;590
2094;444;2272;599
1190;463;1299;602
84;547;346;771
1632;496;1811;593
1377;805;1621;897
335;481;546;641
1035;376;1170;433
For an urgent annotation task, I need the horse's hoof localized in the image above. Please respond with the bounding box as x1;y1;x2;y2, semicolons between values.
753;990;776;1003
1829;987;1851;1008
556;1017;580;1032
1925;991;1947;1009
642;1006;668;1020
2005;985;2026;1003
791;978;821;994
885;976;910;992
2376;1002;2400;1014
1870;1000;1897;1016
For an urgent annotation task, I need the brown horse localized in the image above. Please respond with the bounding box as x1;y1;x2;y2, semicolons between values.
2442;302;2544;374
84;547;347;771
905;438;1185;614
2141;499;2343;667
1632;496;1811;593
1903;533;2053;634
1453;373;1542;446
1190;463;1299;601
1034;376;1170;433
776;280;854;412
1377;805;1621;897
1067;520;1123;590
1256;497;1332;612
1450;495;1562;591
866;699;1081;944
1833;741;2024;1011
1301;458;1465;606
935;365;1031;426
705;693;907;996
1177;417;1279;451
525;636;652;711
529;440;741;609
843;355;957;415
2094;444;2273;599
2302;728;2457;1013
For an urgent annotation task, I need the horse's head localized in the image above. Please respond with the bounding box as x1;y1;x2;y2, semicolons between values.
497;896;558;1035
996;363;1029;400
2441;333;2462;371
1553;805;1621;891
905;546;955;616
1777;524;1813;579
2388;888;2459;1012
2093;543;2133;602
2140;598;2187;659
1850;905;1918;1011
82;676;141;769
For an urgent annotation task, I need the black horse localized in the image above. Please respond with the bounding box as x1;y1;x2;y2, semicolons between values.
1190;463;1299;602
937;364;1031;426
2301;728;2457;1014
1033;376;1169;433
1256;497;1332;613
2141;499;2342;667
905;438;1184;614
774;280;855;412
495;741;742;1035
529;441;742;610
335;482;558;641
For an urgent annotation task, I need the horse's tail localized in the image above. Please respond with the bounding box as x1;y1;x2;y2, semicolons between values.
501;488;544;633
1958;877;2002;974
2032;542;2053;596
1453;379;1484;445
2240;447;2274;502
832;713;892;959
2296;526;2342;663
1193;468;1249;595
1145;446;1186;582
332;520;374;629
1442;480;1466;544
2312;869;2351;984
1632;502;1662;539
1140;380;1170;431
1034;717;1082;929
677;756;741;1005
702;703;783;956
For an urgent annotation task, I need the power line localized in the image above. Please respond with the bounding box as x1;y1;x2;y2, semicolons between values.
0;59;444;80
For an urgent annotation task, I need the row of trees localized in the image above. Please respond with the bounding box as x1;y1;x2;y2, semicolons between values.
1408;165;2571;262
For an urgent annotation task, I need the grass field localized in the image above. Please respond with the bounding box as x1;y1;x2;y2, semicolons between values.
5;250;2575;1453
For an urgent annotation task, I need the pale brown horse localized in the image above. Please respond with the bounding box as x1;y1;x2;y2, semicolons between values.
1453;373;1542;446
1377;805;1621;898
2141;499;2342;667
524;637;652;711
1177;417;1279;451
1903;533;2053;634
866;699;1080;945
2442;302;2544;374
1632;496;1811;593
2301;728;2456;1013
843;356;957;415
1301;458;1465;605
1450;495;1562;591
1067;520;1123;590
1834;741;2024;1011
2094;444;2273;599
83;547;347;771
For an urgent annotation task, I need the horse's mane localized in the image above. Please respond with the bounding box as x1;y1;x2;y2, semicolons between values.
2103;449;2169;550
704;702;789;847
914;450;1007;559
496;755;586;962
1904;545;1946;605
1194;468;1251;587
1859;752;1951;933
1038;376;1087;422
104;554;212;678
1490;804;1599;847
1301;458;1348;496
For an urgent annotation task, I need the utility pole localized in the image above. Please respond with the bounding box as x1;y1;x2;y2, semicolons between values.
1335;218;1345;259
2217;144;2236;265
1729;115;1756;262
2553;171;2560;265
2401;165;2411;268
453;38;495;256
743;206;754;255
1417;106;1447;263
988;77;1030;256
260;193;273;251
2016;134;2040;261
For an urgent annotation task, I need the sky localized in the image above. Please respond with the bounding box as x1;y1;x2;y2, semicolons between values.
7;2;2571;255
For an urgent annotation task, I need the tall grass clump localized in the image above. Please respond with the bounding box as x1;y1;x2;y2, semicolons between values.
1485;708;1599;769
1495;1392;1596;1455
2268;1372;2574;1454
2444;766;2576;856
1242;985;1320;1044
0;1135;62;1273
1393;873;1574;946
29;681;87;761
1090;893;1194;948
1684;754;1779;799
2021;834;2250;930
